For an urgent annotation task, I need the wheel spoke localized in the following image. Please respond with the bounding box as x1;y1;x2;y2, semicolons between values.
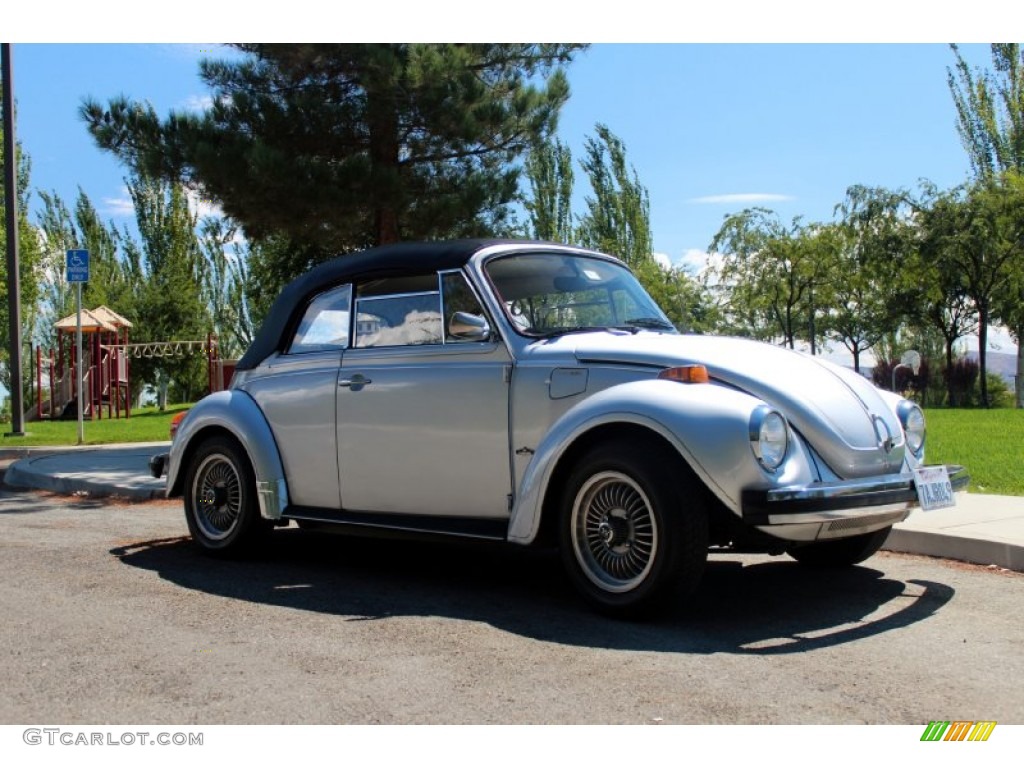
191;452;244;542
571;471;659;593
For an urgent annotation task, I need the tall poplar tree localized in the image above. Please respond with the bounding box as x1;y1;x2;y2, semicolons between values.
126;171;211;406
0;89;42;402
576;124;652;268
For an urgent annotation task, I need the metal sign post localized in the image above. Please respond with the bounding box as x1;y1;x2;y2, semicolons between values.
66;250;89;444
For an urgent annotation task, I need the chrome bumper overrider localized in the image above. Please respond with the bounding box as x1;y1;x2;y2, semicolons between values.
149;452;169;479
741;464;969;526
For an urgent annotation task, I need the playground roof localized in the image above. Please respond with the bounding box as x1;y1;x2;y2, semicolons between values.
92;305;133;329
54;305;132;333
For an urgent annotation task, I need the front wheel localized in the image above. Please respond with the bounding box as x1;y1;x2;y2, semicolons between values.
786;526;892;567
183;435;268;555
559;440;708;619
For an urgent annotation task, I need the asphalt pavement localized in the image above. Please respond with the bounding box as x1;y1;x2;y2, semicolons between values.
1;443;1022;571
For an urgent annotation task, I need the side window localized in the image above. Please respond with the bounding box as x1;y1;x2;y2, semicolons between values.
354;274;443;348
288;284;352;354
441;271;490;343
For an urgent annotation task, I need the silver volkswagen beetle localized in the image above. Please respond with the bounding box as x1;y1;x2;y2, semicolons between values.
154;239;968;617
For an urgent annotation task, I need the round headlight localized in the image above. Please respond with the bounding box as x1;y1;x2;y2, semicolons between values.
750;407;789;472
898;401;926;455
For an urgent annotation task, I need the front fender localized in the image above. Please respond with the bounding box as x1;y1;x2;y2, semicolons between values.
506;379;818;545
166;390;289;520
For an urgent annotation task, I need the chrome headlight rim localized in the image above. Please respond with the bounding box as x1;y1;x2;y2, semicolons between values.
749;405;789;473
897;400;926;456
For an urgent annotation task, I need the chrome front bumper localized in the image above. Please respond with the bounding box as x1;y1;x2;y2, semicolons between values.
741;464;969;526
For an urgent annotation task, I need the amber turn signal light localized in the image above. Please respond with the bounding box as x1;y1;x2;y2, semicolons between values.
657;365;709;384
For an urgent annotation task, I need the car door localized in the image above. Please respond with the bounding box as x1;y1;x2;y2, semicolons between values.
242;284;351;510
336;270;512;518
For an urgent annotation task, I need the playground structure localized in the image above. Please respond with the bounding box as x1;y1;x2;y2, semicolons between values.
28;305;235;421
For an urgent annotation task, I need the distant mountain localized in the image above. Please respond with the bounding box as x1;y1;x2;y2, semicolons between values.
964;350;1018;385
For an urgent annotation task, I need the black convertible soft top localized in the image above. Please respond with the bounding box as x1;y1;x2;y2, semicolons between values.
235;238;555;370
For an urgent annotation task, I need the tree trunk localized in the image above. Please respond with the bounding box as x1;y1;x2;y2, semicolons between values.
366;78;401;246
945;337;956;408
977;306;989;408
1016;324;1024;409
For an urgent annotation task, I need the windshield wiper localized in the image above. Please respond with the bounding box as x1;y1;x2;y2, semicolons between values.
531;326;619;340
623;317;676;331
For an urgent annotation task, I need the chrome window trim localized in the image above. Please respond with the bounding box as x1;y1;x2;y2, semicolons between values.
285;283;353;355
439;268;497;345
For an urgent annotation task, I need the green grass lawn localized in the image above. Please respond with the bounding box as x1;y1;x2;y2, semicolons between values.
924;409;1024;496
0;404;191;447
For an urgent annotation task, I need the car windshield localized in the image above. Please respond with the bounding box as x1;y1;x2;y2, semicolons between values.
485;252;676;337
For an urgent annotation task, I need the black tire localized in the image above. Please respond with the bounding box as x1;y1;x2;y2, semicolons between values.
183;435;269;555
786;526;892;568
558;439;709;619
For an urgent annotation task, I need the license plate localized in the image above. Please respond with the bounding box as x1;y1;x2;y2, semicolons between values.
913;466;956;511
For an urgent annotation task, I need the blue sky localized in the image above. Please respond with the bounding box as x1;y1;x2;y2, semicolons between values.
11;42;993;271
5;8;1023;393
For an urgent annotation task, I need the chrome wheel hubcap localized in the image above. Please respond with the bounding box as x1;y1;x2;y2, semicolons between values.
192;453;242;541
572;471;658;593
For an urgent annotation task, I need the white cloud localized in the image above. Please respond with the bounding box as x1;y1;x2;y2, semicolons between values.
182;94;214;112
186;189;224;219
679;248;711;273
652;251;672;270
688;193;794;205
102;196;135;217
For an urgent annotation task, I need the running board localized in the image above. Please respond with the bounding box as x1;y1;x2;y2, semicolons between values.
283;506;508;541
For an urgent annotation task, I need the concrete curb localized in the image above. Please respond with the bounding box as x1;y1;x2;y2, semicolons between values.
0;442;170;461
884;529;1024;571
2;445;170;501
3;463;165;501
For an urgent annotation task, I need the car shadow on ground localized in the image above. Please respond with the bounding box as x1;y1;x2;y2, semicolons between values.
110;528;955;656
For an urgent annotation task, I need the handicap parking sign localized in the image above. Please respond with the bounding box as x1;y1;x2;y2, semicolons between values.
66;249;90;282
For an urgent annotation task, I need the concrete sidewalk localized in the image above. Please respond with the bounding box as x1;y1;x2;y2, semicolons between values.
1;443;1022;571
0;443;170;500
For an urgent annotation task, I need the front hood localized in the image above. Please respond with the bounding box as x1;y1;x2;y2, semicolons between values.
569;333;905;478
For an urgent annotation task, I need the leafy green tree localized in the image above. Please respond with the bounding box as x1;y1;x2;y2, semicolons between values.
634;259;719;333
125;171;211;407
576;124;652;269
82;44;584;272
949;44;1024;406
35;189;138;350
35;190;77;347
832;186;921;373
523;137;575;243
709;209;822;349
200;217;254;360
919;181;1021;407
910;183;979;405
0;92;42;401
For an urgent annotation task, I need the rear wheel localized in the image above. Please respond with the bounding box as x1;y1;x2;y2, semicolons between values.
559;439;708;619
786;526;892;567
183;435;268;555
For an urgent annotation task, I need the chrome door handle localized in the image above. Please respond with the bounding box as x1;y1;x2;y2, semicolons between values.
338;375;372;388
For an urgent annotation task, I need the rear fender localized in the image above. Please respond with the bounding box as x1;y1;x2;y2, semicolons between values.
166;390;289;520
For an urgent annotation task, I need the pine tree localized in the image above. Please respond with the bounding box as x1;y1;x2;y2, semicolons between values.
81;44;585;277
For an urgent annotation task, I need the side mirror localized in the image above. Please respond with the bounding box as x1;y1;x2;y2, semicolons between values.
448;311;491;341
